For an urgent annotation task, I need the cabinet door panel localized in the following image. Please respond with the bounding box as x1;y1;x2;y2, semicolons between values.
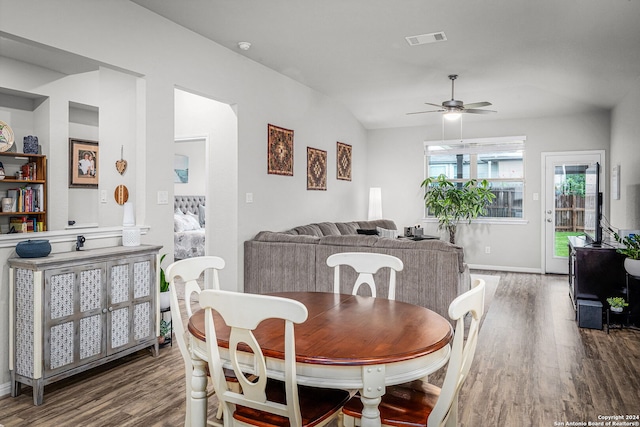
110;264;130;304
44;263;106;376
133;260;151;298
49;272;74;319
80;314;103;359
134;301;152;341
110;307;130;349
79;268;103;312
107;255;156;353
49;321;74;370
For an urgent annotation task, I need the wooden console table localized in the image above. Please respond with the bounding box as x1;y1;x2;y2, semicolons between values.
8;244;162;405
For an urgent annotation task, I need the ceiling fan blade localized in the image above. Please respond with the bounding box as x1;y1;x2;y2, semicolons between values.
464;101;492;109
406;109;444;115
424;102;444;108
464;108;497;114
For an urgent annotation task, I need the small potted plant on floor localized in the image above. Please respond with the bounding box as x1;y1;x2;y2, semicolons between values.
606;296;628;313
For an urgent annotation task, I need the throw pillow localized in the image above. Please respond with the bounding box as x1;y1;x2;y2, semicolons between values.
198;204;206;227
377;226;399;238
356;228;378;235
184;213;201;230
174;214;189;232
174;213;200;232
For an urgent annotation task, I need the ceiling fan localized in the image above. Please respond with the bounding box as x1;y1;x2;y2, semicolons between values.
407;74;497;118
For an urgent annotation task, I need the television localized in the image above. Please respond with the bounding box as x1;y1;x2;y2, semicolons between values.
583;162;602;245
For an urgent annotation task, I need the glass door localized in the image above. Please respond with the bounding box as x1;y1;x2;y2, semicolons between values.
543;152;603;274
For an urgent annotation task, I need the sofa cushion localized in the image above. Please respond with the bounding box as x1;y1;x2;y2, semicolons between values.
253;231;320;244
335;222;359;235
314;222;341;236
319;235;379;247
357;219;397;231
374;238;465;272
291;224;323;237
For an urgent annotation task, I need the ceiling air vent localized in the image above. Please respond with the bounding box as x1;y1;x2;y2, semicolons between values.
405;32;447;46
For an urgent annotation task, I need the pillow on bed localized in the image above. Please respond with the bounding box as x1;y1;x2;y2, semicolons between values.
174;213;200;232
186;212;201;229
198;204;206;227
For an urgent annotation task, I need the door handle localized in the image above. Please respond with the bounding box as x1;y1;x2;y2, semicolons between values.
547;218;553;223
547;210;552;214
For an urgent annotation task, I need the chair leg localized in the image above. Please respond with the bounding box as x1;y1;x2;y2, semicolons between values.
342;412;357;427
444;396;459;427
185;365;192;427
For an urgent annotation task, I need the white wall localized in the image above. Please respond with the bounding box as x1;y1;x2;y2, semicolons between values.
610;78;640;230
0;0;367;389
367;111;611;271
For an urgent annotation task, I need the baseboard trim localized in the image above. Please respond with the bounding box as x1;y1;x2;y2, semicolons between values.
0;381;11;398
469;264;543;274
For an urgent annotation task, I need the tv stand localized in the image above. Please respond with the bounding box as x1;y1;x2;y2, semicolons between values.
568;236;626;312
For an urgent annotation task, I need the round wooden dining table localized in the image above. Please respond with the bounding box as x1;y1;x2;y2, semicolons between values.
187;291;453;427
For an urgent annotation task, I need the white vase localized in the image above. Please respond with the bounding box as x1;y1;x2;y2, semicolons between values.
624;258;640;278
160;290;171;310
611;306;624;313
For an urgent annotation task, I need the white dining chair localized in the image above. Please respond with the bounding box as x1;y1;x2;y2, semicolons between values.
166;256;226;427
327;252;404;299
200;289;351;427
341;278;486;427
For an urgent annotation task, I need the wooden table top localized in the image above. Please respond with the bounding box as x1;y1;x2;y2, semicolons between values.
188;291;453;366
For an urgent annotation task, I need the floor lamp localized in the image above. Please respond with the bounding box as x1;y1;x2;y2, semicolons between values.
368;187;382;220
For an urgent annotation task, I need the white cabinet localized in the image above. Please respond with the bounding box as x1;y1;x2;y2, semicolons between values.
9;245;162;405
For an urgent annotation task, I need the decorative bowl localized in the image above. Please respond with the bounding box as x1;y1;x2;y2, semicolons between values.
16;239;51;258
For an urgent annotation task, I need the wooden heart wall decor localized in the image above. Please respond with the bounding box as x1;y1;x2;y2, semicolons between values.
115;146;127;175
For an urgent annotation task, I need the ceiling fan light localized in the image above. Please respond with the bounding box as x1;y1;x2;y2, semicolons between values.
444;112;461;121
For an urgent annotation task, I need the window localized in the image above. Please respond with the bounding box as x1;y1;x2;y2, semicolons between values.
424;136;526;219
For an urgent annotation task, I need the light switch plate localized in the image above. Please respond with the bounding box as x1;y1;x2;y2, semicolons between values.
157;191;169;205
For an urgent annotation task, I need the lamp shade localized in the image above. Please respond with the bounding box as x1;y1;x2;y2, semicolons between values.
122;202;135;226
368;187;382;220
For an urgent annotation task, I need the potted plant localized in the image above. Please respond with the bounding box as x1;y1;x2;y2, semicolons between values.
421;174;496;244
613;232;640;277
159;253;171;310
606;296;629;313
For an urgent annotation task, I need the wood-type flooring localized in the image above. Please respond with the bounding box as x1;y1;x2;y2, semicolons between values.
0;271;638;426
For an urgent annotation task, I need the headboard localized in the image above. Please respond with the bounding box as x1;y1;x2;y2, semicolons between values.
174;195;206;215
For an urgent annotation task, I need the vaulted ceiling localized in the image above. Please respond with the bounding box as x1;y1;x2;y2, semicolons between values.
135;1;637;129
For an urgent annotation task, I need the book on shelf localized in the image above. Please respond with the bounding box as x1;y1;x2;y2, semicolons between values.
9;216;39;233
5;185;43;213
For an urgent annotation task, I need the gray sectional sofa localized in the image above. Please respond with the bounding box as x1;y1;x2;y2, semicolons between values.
243;219;470;318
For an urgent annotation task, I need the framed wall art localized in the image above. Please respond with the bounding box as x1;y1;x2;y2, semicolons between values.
336;141;352;181
69;138;99;188
307;147;327;191
267;124;294;176
174;154;189;183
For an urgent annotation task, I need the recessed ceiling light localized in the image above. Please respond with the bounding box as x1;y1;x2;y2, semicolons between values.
405;32;447;46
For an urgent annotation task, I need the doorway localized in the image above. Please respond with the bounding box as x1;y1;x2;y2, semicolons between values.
173;88;238;289
542;151;604;274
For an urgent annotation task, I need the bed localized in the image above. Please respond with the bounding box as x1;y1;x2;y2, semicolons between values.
174;195;206;260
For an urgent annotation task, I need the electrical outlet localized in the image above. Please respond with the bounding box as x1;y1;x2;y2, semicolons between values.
246;193;253;203
485;246;491;254
100;190;107;203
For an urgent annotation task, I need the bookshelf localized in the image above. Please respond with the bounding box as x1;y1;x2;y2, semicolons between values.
0;152;47;233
